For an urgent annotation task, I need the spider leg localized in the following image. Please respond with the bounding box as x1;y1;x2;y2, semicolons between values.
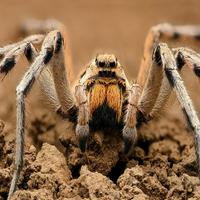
123;49;165;154
124;43;200;155
157;43;200;177
148;47;200;118
47;31;76;119
136;43;200;176
0;30;76;119
75;84;89;151
122;84;141;154
7;30;76;199
172;47;200;76
0;37;61;112
0;34;44;71
138;23;200;88
137;45;173;121
136;44;200;123
24;44;63;113
19;18;74;83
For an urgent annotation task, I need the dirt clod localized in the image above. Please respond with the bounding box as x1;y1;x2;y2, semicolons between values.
0;114;199;200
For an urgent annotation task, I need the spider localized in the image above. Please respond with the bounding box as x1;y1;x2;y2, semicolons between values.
1;19;200;199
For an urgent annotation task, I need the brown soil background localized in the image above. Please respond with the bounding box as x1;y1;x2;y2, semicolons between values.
1;0;200;199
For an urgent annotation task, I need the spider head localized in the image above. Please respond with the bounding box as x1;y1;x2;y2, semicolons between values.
95;54;118;68
93;54;120;78
81;53;126;81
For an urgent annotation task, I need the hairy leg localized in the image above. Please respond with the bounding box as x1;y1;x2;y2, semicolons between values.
156;43;200;177
0;34;44;73
148;47;200;118
137;45;174;121
137;23;200;88
172;47;200;76
122;48;165;154
0;29;76;119
75;84;89;151
137;42;200;176
122;83;141;154
19;19;74;84
7;30;76;199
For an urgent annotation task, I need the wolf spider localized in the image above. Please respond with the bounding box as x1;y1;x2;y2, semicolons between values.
1;19;200;199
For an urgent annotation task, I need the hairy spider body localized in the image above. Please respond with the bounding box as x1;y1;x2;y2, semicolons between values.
1;20;200;199
80;55;128;132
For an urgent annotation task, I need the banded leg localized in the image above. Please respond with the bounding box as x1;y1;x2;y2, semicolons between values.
138;23;200;88
25;33;76;118
137;43;200;176
157;43;200;177
137;47;164;120
122;48;167;154
172;47;200;76
137;45;175;121
150;47;200;118
7;30;76;199
0;35;63;114
0;30;76;119
23;43;63;112
41;31;76;120
124;43;200;155
19;19;74;83
24;43;63;113
0;34;44;74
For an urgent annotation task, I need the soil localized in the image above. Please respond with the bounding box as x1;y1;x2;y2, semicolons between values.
0;0;200;200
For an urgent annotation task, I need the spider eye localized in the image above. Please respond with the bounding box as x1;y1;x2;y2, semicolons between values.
109;61;116;68
98;61;105;67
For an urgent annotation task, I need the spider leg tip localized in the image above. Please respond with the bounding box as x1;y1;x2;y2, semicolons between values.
76;124;89;152
122;126;137;155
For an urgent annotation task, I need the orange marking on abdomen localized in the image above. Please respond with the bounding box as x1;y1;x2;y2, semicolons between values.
107;84;122;122
89;83;106;115
89;83;122;122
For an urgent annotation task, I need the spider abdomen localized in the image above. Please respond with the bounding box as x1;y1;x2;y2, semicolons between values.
88;82;123;130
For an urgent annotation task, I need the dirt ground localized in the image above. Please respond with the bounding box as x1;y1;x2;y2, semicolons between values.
0;0;200;199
